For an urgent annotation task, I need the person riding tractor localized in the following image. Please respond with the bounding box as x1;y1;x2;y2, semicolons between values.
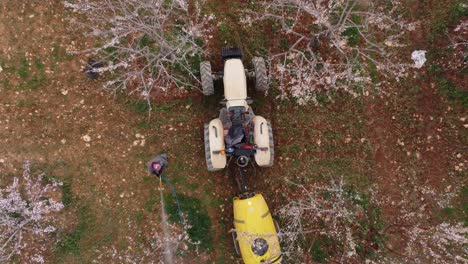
201;47;274;172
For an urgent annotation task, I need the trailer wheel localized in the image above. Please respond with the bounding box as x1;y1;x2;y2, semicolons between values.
274;219;281;234
231;229;241;255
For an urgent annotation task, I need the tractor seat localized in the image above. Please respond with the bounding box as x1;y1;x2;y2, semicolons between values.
225;124;246;147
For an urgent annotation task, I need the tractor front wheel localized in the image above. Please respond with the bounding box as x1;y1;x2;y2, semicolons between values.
252;57;268;92
200;61;214;96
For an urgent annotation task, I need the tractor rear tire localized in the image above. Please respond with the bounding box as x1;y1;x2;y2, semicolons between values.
204;123;215;171
267;122;274;167
204;124;220;171
252;57;268;92
200;61;214;96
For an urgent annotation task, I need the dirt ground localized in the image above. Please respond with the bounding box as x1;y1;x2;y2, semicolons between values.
0;0;466;263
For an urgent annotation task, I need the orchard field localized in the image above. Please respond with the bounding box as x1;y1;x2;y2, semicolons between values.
0;1;466;263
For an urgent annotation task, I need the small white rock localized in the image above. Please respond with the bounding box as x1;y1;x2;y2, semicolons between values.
411;50;427;69
0;159;4;163
61;90;68;95
60;139;66;144
82;135;91;142
397;139;405;146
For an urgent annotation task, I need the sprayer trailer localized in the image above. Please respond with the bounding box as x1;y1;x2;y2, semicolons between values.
232;193;282;264
201;47;274;172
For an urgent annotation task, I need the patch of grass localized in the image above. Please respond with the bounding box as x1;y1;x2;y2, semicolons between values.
51;44;73;62
429;64;468;106
346;189;386;258
436;188;468;224
31;161;73;208
62;181;73;207
250;95;267;109
310;239;329;263
463;188;468;225
137;35;156;50
165;194;213;251
316;92;332;105
145;197;158;212
16;99;37;108
440;207;456;218
368;61;379;84
102;46;118;63
137;121;151;129
55;205;94;256
15;57;47;91
425;2;468;106
1;79;12;90
218;23;231;42
436;78;468;107
136;211;144;225
187;182;198;191
128;99;151;114
342;27;360;46
17;58;29;79
429;1;467;43
34;59;44;71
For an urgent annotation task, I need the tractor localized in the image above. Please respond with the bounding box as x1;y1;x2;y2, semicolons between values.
201;47;274;179
200;48;282;263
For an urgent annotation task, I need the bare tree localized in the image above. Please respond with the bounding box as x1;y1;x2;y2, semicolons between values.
382;173;468;264
65;0;211;105
0;161;64;263
446;20;468;73
245;0;416;104
401;221;468;263
277;177;468;263
277;178;381;262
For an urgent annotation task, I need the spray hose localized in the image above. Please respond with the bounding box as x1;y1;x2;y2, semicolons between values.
159;174;185;225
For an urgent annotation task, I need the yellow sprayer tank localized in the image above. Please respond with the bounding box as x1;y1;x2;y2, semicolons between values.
233;193;282;263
